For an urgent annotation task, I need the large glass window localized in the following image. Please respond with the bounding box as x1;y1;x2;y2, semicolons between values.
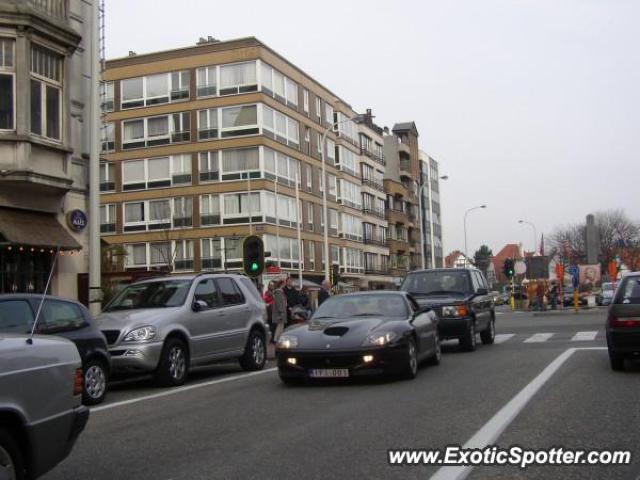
263;147;299;186
122;112;190;149
262;104;299;149
200;194;221;226
100;204;116;234
198;108;218;140
101;122;115;153
30;45;62;140
338;179;362;209
0;38;15;130
121;70;190;109
263;192;297;227
219;62;257;95
221;105;258;137
99;163;115;192
340;213;363;241
196;66;217;97
199;151;219;182
222;192;260;224
201;238;222;270
174;240;194;271
220;147;259;180
172;197;193;228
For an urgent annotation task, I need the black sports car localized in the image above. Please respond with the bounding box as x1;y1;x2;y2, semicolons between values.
276;291;440;384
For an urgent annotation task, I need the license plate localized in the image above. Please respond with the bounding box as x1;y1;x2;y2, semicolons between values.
309;368;349;378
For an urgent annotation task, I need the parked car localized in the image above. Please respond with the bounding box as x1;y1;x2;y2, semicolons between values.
97;273;269;386
606;272;640;371
400;268;495;351
598;282;615;306
276;291;440;384
0;294;111;405
0;333;89;480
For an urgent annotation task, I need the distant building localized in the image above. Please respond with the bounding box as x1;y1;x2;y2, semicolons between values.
419;151;443;268
492;243;524;284
445;250;470;269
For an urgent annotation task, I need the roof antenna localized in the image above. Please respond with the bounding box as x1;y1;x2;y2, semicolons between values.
27;246;61;345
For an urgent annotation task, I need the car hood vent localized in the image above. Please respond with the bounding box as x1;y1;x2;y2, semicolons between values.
323;326;349;337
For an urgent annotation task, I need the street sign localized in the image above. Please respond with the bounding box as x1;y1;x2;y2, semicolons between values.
514;260;526;275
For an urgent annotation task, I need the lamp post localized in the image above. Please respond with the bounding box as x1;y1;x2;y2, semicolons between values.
464;205;487;267
518;219;537;255
320;113;366;281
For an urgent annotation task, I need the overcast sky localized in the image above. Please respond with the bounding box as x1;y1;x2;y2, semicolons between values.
106;0;640;258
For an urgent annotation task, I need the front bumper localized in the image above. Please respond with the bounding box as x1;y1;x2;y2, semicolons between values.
607;329;640;356
108;341;164;372
438;317;473;339
276;344;408;378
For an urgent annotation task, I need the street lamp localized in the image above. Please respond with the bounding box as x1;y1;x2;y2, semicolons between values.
464;205;487;267
518;219;538;255
320;113;366;281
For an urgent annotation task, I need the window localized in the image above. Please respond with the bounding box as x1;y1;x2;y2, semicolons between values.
173;197;192;228
122;113;190;149
327;173;337;198
174;240;194;271
147;157;170;188
194;279;220;307
319;170;324;192
325;103;333;126
340;213;363;241
307;203;314;231
331;245;340;264
315;97;321;122
123;200;172;232
329;209;338;232
263;191;297;227
335;112;358;144
316;132;322;155
263;234;300;268
196;66;217;97
303;89;309;113
216;278;245;305
224;237;243;261
199;151;219;182
338;179;362;209
261;104;299;148
172;154;192;185
148;199;171;229
100;204;116;233
122;155;190;190
285;77;298;107
41;301;85;332
273;69;285;101
0;38;15;130
124;202;145;232
201;238;222;270
149;242;171;267
342;247;364;273
223;192;260;224
0;300;34;334
99;163;115;192
360;134;371;153
308;240;315;270
198;108;218;140
263;147;299;186
200;194;221;226
101;122;115;153
125;244;147;268
221;104;258;137
220;147;259;180
326;138;336;164
121;70;190;108
220;62;257;95
30;45;62;140
306;164;312;190
337;146;358;176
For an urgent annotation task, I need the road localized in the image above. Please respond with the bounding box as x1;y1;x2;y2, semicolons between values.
43;307;640;480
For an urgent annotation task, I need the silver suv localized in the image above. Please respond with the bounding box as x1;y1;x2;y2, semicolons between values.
97;273;269;386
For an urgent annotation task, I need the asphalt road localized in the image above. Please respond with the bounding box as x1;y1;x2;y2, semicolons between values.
43;306;640;480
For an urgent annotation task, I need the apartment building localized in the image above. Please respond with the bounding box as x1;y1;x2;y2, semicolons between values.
419;150;444;268
383;123;423;285
100;37;397;289
0;0;93;300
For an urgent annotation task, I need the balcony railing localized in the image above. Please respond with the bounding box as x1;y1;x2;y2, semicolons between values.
363;235;388;247
361;178;385;192
28;0;68;19
360;146;386;166
362;207;385;220
365;265;390;275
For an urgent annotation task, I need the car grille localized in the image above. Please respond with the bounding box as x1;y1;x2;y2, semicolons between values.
102;330;121;345
297;354;365;369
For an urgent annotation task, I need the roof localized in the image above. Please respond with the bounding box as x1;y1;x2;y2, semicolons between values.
392;122;419;136
494;244;522;261
0;208;81;251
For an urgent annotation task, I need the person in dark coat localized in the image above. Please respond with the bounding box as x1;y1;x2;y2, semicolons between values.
318;279;332;307
272;280;288;342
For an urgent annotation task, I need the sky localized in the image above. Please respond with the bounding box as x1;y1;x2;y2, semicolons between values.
105;0;640;258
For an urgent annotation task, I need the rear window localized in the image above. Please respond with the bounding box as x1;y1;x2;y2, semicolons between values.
216;278;245;306
42;301;86;332
616;277;640;304
0;300;34;334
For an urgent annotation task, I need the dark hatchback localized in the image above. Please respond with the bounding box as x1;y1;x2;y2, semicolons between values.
0;294;111;404
606;273;640;371
400;268;495;351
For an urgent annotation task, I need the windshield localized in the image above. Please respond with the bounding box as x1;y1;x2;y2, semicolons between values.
105;280;192;311
313;294;408;320
401;271;471;296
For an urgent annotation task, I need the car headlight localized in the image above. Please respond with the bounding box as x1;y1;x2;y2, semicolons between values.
441;305;469;317
123;326;157;342
362;331;398;346
277;335;298;349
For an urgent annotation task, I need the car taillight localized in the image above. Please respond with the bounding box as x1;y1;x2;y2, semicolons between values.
610;316;640;328
74;368;83;396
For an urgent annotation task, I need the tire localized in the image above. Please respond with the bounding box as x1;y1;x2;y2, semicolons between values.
427;331;441;366
154;337;189;387
460;322;477;352
401;338;418;379
0;427;24;480
480;317;495;345
609;349;625;371
239;329;267;371
82;358;108;405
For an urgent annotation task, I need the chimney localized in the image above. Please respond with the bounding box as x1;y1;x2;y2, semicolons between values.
128;51;136;57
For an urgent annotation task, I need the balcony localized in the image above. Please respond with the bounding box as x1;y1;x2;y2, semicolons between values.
386;208;408;225
363;235;388;247
361;178;385;193
400;159;412;178
362;207;385;220
360;146;386;166
384;179;409;197
365;264;389;275
28;0;68;19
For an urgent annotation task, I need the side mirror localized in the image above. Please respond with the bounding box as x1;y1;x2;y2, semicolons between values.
476;288;488;296
192;300;208;312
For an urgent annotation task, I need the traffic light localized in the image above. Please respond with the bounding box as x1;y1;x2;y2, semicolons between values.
503;259;514;279
242;235;265;277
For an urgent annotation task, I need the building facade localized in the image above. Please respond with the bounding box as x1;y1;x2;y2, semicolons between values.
100;37;403;290
419;150;443;268
0;0;93;300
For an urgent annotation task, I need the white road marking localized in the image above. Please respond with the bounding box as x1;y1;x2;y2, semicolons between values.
523;333;554;343
494;334;515;344
91;367;277;413
429;347;607;480
571;331;598;341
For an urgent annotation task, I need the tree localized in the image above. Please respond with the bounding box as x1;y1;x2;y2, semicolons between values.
473;245;493;277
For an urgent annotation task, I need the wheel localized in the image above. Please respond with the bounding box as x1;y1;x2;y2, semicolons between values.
427;331;441;366
480;317;495;345
609;349;625;371
239;329;267;371
401;338;418;379
82;358;108;405
0;427;24;480
460;322;477;352
154;338;189;387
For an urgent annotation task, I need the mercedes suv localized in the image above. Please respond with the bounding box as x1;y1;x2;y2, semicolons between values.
97;273;269;386
400;268;495;351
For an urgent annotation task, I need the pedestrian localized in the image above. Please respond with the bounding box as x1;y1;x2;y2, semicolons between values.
536;280;546;311
263;281;276;342
299;285;312;315
282;276;300;325
272;279;288;342
318;279;332;307
549;281;558;310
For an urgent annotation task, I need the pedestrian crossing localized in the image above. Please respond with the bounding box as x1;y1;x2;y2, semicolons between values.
491;331;602;345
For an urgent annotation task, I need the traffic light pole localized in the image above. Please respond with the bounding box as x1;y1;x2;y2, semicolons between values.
510;275;515;311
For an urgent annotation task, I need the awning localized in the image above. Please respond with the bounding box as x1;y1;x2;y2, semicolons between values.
0;207;82;250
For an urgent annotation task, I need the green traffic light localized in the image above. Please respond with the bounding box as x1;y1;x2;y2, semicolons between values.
251;262;259;271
